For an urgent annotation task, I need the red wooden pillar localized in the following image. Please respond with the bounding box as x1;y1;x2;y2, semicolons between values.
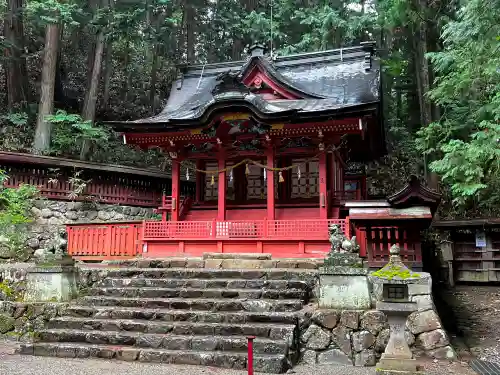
319;152;328;219
195;160;204;203
266;148;275;220
171;159;181;221
338;162;344;195
217;153;226;220
330;153;337;197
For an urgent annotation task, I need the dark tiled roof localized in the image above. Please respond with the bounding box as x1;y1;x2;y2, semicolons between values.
123;43;380;126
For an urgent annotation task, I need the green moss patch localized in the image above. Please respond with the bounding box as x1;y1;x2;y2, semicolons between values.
372;266;420;280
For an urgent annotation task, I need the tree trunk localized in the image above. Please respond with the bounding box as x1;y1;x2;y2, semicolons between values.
149;45;160;114
101;0;114;112
412;0;438;188
33;23;60;153
185;2;195;62
207;0;219;63
4;0;28;110
149;9;165;115
80;30;105;160
84;0;99;90
102;42;112;111
121;41;131;100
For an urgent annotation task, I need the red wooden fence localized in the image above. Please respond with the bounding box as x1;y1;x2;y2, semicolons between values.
67;222;143;259
363;226;422;268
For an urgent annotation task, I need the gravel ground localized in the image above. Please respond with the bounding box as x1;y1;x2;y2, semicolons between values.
0;340;473;375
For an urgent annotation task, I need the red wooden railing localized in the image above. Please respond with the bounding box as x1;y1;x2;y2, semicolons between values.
143;219;349;240
2;166;168;207
154;195;194;221
1;153;196;207
67;222;143;258
67;219;350;259
179;196;193;220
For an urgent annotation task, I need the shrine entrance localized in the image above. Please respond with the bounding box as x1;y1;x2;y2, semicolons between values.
200;158;320;206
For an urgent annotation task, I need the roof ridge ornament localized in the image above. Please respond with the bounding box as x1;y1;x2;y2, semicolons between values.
248;43;266;58
211;70;249;99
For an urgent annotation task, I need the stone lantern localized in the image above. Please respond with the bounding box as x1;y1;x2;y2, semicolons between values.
369;245;429;375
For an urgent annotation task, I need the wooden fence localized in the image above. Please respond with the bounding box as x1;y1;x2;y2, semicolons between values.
434;219;500;283
67;222;143;259
0;151;195;207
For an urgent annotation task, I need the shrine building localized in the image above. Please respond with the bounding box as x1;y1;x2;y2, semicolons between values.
98;42;435;263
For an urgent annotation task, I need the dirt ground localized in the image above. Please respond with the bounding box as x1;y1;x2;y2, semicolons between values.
436;284;500;367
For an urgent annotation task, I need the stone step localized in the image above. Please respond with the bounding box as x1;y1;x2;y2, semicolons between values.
97;277;310;290
203;253;273;260
88;287;307;300
102;257;321;270
97;268;317;282
66;305;301;325
48;317;296;341
37;329;290;354
79;296;304;312
20;342;290;373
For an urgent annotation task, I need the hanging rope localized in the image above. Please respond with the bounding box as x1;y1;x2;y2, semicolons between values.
171;151;326;176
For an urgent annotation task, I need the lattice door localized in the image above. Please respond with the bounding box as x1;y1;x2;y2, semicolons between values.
204;162;218;201
291;159;319;199
204;161;235;201
246;162;265;200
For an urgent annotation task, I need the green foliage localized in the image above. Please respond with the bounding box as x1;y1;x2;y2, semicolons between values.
26;0;81;25
2;112;28;126
0;112;35;152
0;170;39;262
47;110;110;157
416;0;500;212
0;170;39;225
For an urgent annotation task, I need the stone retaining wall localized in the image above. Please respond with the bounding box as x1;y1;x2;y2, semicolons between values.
300;307;455;367
31;200;155;226
0;301;68;340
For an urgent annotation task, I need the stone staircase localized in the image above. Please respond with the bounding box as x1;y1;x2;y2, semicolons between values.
20;254;320;373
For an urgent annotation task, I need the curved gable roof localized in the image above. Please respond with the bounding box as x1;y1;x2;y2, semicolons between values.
114;42;380;127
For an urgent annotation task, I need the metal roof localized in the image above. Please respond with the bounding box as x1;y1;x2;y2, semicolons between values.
120;43;380;126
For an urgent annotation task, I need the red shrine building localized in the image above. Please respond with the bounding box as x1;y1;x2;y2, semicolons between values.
80;41;437;265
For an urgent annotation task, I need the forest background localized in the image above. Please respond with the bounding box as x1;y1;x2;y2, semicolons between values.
0;0;498;219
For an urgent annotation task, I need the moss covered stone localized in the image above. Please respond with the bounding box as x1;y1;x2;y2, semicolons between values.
372;266;420;280
0;281;15;299
0;313;15;333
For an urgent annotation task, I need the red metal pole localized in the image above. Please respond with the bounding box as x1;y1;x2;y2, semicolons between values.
247;336;255;375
